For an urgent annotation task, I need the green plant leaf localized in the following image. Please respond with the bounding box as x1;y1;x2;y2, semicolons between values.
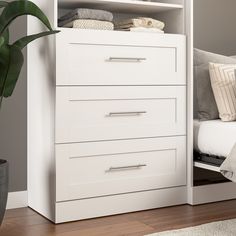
0;36;4;48
0;0;53;36
0;31;10;97
0;1;8;8
13;30;60;50
0;44;10;100
1;45;24;97
0;43;9;68
2;28;9;44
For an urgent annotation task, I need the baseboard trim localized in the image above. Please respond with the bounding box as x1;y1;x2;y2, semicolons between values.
7;191;28;209
191;182;236;205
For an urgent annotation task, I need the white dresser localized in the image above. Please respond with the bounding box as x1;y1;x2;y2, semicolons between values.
55;30;187;222
27;0;189;223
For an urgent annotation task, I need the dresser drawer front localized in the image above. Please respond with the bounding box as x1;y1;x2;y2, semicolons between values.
56;33;186;86
56;86;186;143
56;136;186;201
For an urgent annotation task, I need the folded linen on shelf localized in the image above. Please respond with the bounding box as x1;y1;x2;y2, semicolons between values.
58;8;113;27
63;19;114;30
115;17;165;30
124;27;164;33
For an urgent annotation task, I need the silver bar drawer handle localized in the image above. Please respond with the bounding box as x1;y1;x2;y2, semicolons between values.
108;111;147;117
107;164;147;172
108;57;146;62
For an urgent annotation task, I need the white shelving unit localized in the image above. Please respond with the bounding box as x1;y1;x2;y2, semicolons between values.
27;0;188;224
27;0;236;224
58;0;183;13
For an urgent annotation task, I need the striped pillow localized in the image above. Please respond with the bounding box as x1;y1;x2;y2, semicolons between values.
209;63;236;121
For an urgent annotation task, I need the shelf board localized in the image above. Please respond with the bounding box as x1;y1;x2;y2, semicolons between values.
58;0;183;14
194;161;220;173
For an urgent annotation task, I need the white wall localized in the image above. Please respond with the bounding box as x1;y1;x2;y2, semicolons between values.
0;16;27;192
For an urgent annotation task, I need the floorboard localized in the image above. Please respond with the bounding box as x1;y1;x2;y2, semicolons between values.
1;200;236;236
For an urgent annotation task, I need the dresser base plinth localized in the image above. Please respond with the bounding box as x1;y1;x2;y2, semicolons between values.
53;186;187;223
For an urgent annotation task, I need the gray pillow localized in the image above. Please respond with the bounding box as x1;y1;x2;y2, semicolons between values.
194;49;236;120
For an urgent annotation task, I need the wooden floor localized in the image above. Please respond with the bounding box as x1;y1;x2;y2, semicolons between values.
1;200;236;236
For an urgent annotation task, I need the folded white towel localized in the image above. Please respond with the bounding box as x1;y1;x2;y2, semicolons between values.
115;17;165;30
63;19;114;31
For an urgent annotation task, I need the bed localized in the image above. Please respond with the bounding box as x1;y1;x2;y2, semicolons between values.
194;119;236;180
194;119;236;157
193;49;236;181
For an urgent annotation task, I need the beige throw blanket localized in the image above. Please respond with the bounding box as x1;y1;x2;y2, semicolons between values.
115;17;165;30
63;19;114;30
220;143;236;182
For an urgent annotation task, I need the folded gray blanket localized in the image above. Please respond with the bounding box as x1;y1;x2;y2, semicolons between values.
58;8;113;27
220;143;236;182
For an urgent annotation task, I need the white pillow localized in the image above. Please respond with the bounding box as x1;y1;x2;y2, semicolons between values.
209;63;236;121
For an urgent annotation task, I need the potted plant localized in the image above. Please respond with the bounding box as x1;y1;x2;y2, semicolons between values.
0;0;59;225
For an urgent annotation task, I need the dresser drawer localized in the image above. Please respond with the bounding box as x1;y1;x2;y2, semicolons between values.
56;31;186;85
56;136;186;201
56;86;186;143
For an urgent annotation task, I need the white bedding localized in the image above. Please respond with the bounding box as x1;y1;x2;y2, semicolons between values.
194;119;236;157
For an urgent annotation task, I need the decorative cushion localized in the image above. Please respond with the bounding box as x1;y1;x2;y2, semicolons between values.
194;64;219;120
194;49;236;120
209;63;236;122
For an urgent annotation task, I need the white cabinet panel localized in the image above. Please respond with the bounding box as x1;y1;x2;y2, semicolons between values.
56;136;186;201
56;86;186;143
56;31;186;85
